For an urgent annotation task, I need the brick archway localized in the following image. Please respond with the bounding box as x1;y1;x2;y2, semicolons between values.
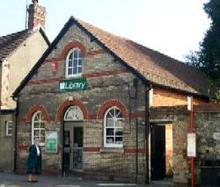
55;99;89;122
25;104;50;122
59;41;86;60
97;99;129;119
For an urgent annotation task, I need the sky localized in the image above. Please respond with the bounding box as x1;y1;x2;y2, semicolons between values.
0;0;210;61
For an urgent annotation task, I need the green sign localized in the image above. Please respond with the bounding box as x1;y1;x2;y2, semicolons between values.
46;131;58;153
59;78;87;92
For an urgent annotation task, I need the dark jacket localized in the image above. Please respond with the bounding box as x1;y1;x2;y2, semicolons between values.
27;144;42;174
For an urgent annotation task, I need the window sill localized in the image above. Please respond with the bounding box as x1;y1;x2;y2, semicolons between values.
65;74;82;79
100;147;124;153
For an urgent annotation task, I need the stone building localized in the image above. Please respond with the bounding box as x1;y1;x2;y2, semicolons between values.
0;0;49;172
13;16;211;184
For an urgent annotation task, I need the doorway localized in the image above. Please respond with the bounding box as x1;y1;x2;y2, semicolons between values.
64;124;83;173
62;105;84;175
150;123;173;180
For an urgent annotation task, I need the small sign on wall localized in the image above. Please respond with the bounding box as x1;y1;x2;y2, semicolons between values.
187;133;196;157
59;78;87;92
45;131;58;153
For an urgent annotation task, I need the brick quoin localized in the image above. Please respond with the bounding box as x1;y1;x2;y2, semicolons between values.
97;99;129;119
59;41;86;60
55;99;89;122
24;104;50;123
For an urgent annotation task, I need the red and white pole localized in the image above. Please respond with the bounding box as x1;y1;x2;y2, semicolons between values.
188;96;196;187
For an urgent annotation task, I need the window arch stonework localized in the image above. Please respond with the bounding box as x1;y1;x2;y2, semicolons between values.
56;100;89;122
59;41;86;60
24;105;50;123
97;99;129;119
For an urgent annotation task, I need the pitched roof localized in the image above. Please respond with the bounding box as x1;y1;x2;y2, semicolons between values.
0;29;50;62
77;19;211;97
13;17;211;98
0;30;31;61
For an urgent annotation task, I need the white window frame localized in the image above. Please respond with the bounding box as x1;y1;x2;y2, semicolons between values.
31;111;45;146
104;107;123;148
65;48;82;78
5;121;13;137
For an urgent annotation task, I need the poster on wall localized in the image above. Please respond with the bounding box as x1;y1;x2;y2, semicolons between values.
187;133;196;157
46;131;58;153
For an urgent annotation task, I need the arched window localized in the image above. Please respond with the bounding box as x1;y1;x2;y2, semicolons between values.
32;111;45;146
65;48;82;78
104;107;123;148
64;106;84;121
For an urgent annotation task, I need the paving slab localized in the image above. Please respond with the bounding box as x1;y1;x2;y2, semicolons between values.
0;172;174;187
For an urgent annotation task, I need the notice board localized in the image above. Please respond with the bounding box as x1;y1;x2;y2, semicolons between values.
46;131;58;153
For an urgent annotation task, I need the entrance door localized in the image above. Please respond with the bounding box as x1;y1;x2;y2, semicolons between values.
71;127;83;170
63;130;70;173
151;124;166;180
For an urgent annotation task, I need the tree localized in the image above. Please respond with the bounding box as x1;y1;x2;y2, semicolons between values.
186;0;220;86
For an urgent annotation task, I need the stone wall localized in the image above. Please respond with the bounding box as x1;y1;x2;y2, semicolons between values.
194;104;220;185
0;112;15;172
150;104;220;185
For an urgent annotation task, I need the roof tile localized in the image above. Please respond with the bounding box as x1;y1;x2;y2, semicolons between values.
78;19;211;96
0;29;31;61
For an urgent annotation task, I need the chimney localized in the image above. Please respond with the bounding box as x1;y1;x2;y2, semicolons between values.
28;0;46;30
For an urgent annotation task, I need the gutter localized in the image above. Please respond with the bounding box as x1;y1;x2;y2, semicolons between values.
145;83;152;184
12;95;19;173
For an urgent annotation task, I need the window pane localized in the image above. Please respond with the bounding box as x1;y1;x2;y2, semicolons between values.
107;109;114;118
106;128;114;136
116;110;122;118
40;131;45;140
115;129;123;136
115;119;123;128
68;59;73;67
74;50;78;58
78;50;81;58
40;122;45;128
34;122;40;128
73;67;77;74
8;129;13;135
35;114;40;121
69;52;73;60
106;118;114;127
78;66;82;73
73;58;77;66
34;130;39;137
78;59;82;66
106;137;114;144
68;68;72;75
115;137;123;144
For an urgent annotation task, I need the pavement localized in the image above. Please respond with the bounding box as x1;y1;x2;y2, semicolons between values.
0;172;174;187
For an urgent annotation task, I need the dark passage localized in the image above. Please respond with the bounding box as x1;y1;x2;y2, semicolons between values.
151;124;166;180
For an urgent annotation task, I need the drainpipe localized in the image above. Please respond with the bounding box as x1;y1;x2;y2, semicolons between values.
12;96;19;173
145;83;152;184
